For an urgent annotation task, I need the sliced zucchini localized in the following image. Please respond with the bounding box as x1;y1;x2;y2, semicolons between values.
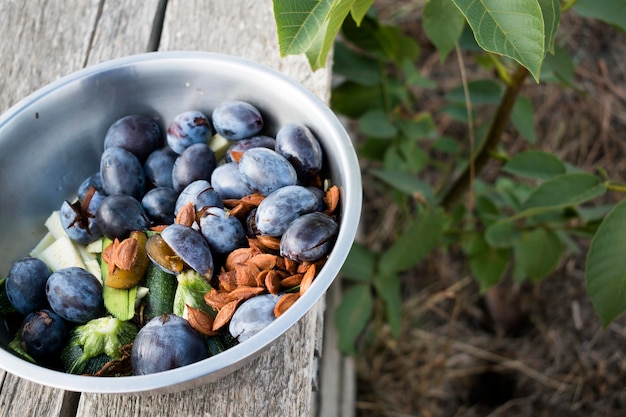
36;235;86;272
102;285;138;321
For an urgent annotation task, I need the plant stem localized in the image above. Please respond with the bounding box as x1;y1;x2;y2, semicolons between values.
561;0;578;13
605;182;626;193
439;64;529;210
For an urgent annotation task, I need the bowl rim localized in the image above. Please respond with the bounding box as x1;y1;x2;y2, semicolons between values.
0;51;362;394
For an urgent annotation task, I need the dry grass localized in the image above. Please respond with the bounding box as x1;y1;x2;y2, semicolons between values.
352;4;626;417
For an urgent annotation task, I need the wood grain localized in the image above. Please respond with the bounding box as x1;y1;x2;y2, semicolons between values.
0;1;333;416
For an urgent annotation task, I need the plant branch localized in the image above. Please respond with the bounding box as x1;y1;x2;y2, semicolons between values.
439;64;529;210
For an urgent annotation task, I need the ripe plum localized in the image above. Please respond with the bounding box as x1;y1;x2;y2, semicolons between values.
131;313;207;375
166;110;212;154
238;147;297;196
212;100;263;140
104;114;162;162
46;267;104;323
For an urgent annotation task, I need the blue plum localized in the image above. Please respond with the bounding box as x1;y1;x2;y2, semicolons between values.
131;313;208;375
166;110;212;154
229;294;280;342
280;212;338;262
210;162;253;200
144;147;176;189
100;146;146;199
255;185;318;236
172;143;217;192
224;135;276;163
212;100;263;140
238;148;297;196
275;123;323;180
161;224;214;279
20;309;67;359
198;207;247;254
104;115;162;162
46;267;104;324
77;172;104;201
5;257;51;315
95;194;151;240
175;180;223;215
60;189;105;245
141;187;178;225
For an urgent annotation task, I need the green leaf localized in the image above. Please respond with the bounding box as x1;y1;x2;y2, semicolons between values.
577;205;613;224
465;234;510;292
374;24;421;66
451;0;546;81
396;113;437;140
423;0;466;62
396;140;429;173
511;95;537;143
340;243;376;282
485;221;519;248
476;195;500;224
273;0;364;70
341;14;420;65
350;0;374;25
574;0;626;33
331;81;384;118
379;208;445;275
273;0;335;56
445;79;503;105
333;41;380;86
585;197;626;326
433;136;460;154
513;227;562;280
305;1;356;69
537;0;560;54
441;103;473;122
495;177;534;211
373;272;402;338
513;173;607;219
371;168;435;203
335;283;374;354
502;150;566;180
402;58;437;89
359;137;392;162
541;44;577;88
358;108;397;138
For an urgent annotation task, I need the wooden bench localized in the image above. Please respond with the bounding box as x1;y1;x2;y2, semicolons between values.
0;1;354;416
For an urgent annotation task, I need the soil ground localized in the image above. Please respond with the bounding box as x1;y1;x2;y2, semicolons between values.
351;3;626;417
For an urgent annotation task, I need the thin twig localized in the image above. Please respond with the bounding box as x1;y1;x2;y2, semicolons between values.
439;64;529;210
455;45;476;214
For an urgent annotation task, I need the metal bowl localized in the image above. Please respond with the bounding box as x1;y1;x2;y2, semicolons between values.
0;52;361;394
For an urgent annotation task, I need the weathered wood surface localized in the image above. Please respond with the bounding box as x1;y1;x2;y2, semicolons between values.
0;1;340;416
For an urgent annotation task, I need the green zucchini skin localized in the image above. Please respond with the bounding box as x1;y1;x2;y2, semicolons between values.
141;263;177;322
60;344;111;375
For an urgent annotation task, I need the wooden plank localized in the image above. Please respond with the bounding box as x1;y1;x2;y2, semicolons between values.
0;373;73;417
0;1;102;416
316;281;357;417
0;1;161;417
158;0;332;101
85;0;164;65
0;0;101;114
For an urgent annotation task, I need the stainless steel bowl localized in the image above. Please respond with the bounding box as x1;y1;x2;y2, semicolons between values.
0;52;361;394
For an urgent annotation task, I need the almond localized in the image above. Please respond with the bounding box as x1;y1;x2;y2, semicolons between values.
212;300;239;331
175;201;196;227
186;305;219;336
274;293;300;317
